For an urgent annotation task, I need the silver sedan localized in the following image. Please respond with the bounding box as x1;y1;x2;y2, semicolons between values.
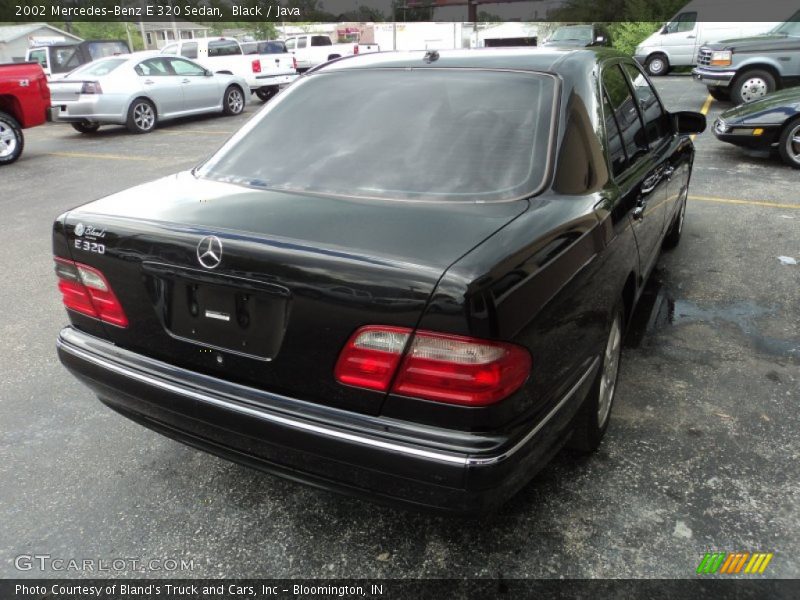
50;54;248;134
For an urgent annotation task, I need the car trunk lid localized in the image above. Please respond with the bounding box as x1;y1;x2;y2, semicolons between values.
59;172;527;415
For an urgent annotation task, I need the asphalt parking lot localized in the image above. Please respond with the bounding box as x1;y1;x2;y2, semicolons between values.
1;76;798;579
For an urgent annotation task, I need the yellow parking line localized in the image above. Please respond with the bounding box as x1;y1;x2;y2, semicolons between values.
689;195;800;210
44;152;155;162
692;94;714;141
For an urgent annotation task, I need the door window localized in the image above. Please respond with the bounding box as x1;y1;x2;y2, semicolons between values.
297;37;307;49
601;90;629;177
665;12;697;34
602;64;648;168
162;44;178;55
208;40;241;57
169;58;206;76
285;38;296;50
621;63;671;148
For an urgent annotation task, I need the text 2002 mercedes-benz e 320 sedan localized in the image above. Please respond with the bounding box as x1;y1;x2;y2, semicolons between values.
54;48;705;513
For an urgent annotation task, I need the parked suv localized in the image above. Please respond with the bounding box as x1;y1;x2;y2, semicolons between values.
692;14;800;104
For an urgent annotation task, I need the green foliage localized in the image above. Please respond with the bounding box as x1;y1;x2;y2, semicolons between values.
609;22;662;55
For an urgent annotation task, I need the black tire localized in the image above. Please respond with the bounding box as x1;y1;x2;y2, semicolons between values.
71;121;101;134
0;110;23;166
223;85;245;116
707;87;731;102
255;86;279;103
777;117;800;169
663;187;687;249
568;305;624;452
645;54;669;77
126;98;157;134
731;69;776;104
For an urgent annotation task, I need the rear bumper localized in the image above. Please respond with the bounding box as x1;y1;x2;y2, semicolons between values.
692;67;736;87
252;73;298;89
56;326;596;513
50;98;124;125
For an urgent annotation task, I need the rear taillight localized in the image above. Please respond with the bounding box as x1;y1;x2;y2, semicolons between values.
334;326;531;406
54;257;128;328
292;56;297;70
353;45;359;55
80;81;102;94
251;59;261;73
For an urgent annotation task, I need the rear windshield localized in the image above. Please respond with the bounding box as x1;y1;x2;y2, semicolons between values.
85;41;129;59
69;58;127;77
259;41;286;54
199;69;556;202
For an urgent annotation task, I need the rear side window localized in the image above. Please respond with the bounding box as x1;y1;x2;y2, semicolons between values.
161;44;178;55
181;42;198;59
602;64;648;168
199;69;557;203
209;40;241;57
311;36;332;46
135;58;171;77
29;49;46;67
285;38;296;50
297;38;308;49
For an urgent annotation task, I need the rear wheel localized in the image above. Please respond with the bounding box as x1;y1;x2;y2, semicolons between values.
126;99;156;134
223;85;245;115
71;121;101;134
777;118;800;169
568;306;624;452
707;87;730;102
645;54;669;77
0;110;23;166
731;70;775;104
255;86;279;103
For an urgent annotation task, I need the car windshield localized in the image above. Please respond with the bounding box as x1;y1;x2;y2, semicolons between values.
550;26;593;42
771;13;800;36
68;58;127;78
199;69;556;202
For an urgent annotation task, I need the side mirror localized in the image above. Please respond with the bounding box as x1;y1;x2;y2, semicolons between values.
673;111;706;135
204;69;213;77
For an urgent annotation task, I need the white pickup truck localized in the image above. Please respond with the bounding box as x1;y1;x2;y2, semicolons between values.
161;37;297;101
283;34;379;72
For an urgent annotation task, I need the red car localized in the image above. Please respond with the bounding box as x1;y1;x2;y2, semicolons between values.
0;62;50;165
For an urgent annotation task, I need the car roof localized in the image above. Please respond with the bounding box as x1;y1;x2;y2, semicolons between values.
315;47;625;74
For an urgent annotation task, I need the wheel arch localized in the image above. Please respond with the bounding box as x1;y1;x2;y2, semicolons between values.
733;63;782;88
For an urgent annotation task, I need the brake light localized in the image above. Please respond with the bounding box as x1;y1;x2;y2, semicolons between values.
334;326;531;406
80;81;102;94
54;257;128;327
251;59;261;73
353;44;359;55
292;56;297;70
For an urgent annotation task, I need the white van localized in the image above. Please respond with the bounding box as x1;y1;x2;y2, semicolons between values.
634;0;782;75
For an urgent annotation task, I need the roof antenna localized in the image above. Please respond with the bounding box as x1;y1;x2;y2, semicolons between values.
423;50;439;63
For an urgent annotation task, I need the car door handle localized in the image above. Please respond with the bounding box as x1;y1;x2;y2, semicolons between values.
181;79;191;84
144;79;154;85
663;166;676;180
687;35;696;39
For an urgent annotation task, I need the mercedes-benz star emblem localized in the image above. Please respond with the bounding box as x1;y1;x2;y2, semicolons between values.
197;235;223;269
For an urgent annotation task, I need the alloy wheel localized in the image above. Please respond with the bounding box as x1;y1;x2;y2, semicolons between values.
227;89;244;114
134;103;155;131
0;120;17;158
598;313;622;429
788;123;800;164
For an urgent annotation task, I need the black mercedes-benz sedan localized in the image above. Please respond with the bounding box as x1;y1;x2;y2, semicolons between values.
713;87;800;169
53;48;705;513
